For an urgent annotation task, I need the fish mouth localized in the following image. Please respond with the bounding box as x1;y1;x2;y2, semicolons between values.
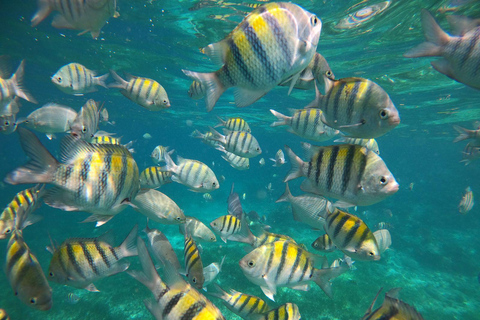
387;182;399;194
238;259;247;269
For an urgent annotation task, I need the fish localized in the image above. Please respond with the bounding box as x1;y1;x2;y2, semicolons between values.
210;213;255;244
334;137;380;155
183;2;322;111
183;234;205;289
215;116;251;133
0;96;20;117
251;303;301;320
259;158;265;166
191;129;223;149
0;114;18;135
362;288;424;320
335;1;390;29
188;80;205;99
92;135;135;153
203;193;213;201
459;186;474;214
131;189;186;224
143;133;152;139
69;99;100;142
373;229;392;254
311;234;337;252
209;284;271;319
5;128;140;227
221;150;250;170
180;216;217;243
51;63;108;95
151;145;173;164
31;0;118;39
266;183;274;191
270;149;286;167
139;166;173;189
461;141;480;165
100;107;111;124
239;240;348;300
47;224;138;291
164;153;219;192
127;237;225;320
210;127;262;158
109;70;170;111
0;184;44;239
66;292;80;304
308;77;400;139
21;103;78;139
202;255;225;288
276;183;328;229
376;222;392;230
270;108;338;142
403;9;480;90
284;143;398;207
0;59;36;104
144;221;181;270
324;206;380;261
0;309;10;320
453;124;480;144
228;183;244;219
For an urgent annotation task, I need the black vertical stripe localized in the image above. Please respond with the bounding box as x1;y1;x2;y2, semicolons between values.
231;293;243;308
220;216;227;232
303;110;311;135
357;227;371;249
240;133;248;153
288;247;301;283
246;298;260;315
341;145;356;195
109;246;119;261
273;305;280;320
66;243;85;278
460;30;479;68
294;111;301;131
314;150;324;186
275;242;289;282
327;210;341;229
80;242;99;275
346;82;360;123
242;21;276;82
359;83;372;124
162;292;184;317
342;219;361;248
333;214;350;239
228;39;254;85
263;11;293;65
237;296;252;313
6;242;27;273
95;240;112;267
265;244;276;274
156;288;169;301
355;151;368;195
180;301;205;320
326;146;339;191
226;215;233;233
332;82;346;122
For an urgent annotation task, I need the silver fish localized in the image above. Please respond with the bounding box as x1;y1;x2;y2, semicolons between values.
459;186;474;214
270;149;286;167
335;137;380;155
22;103;77;139
202;256;225;288
0;114;17;135
0;59;36;104
228;183;243;219
179;216;216;243
221;150;250;170
210;127;261;158
191;129;223;149
131;189;186;224
144;221;181;270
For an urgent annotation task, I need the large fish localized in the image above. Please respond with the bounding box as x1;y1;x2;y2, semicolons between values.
131;189;186;224
183;2;322;111
21;103;78;139
404;10;480;90
69;99;100;142
362;288;424;320
0;59;36;104
5;128;140;226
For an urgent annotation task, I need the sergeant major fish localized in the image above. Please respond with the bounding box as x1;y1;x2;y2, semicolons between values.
70;99;100;142
183;234;205;289
139;166;173;189
311;234;337;252
210;127;262;158
191;129;223;149
362;288;424;320
188;80;205;99
183;2;322;111
228;183;244;219
459;186;474;214
151;145;173;164
253;303;301;320
51;63;108;95
0;114;17;135
221;150;250;170
210;213;255;244
270;149;286;167
215;116;251;133
180;216;217;243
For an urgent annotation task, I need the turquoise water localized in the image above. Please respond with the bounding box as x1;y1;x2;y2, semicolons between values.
1;0;480;319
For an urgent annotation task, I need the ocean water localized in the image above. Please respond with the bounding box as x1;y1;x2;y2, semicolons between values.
1;0;480;319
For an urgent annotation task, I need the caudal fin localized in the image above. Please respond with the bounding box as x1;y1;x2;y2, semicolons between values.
182;69;225;112
108;70;128;89
312;264;349;298
276;183;292;203
270;109;289;127
31;0;52;27
283;145;305;182
95;73;109;89
117;224;138;258
453;125;475;143
11;60;37;104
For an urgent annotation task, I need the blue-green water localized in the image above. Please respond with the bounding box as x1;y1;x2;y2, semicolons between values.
1;0;480;319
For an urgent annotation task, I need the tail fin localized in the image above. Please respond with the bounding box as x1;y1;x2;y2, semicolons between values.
214;116;226;128
95;73;109;89
31;0;52;27
117;224;138;258
5;128;59;185
229;212;256;246
191;129;205;139
182;69;225;112
163;150;178;174
283;145;305;182
276;183;292;203
11;60;37;104
312;264;349;298
453;125;475;143
208;126;226;144
108;70;128;89
270;109;289;127
208;283;230;301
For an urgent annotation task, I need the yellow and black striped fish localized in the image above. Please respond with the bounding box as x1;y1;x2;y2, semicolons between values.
209;283;271;319
362;288;424;320
335;137;380;155
48;225;138;291
311;234;336;252
221;150;250;170
0;309;10;320
192;129;223;149
51;63;108;95
0;185;44;239
210;214;242;243
184;235;204;289
128;238;225;320
210;128;261;158
5;128;140;227
183;2;322;111
151;145;172;164
284;143;398;206
254;303;301;320
215;116;251;133
92;135;121;145
140;166;173;189
324;207;380;261
70;99;100;142
109;70;170;111
0;59;36;104
188;80;205;99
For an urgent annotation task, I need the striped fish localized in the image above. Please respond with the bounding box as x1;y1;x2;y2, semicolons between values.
210;213;254;245
66;292;80;304
164;153;219;192
311;234;336;252
0;59;36;104
215;116;251;133
31;0;118;39
270;149;286;167
210;127;261;158
240;240;348;300
252;303;301;320
183;2;322;111
180;216;217;243
5;128;140;227
309;76;400;139
362;288;424;320
70;99;100;142
140;166;173;189
48;225;138;291
221;150;250;170
0;185;44;239
188;80;205;99
0;94;20;117
461;141;480;165
270;108;338;142
128;238;225;320
284;144;398;207
453;124;480;144
109;70;170;111
51;63;108;95
373;229;392;254
151;145;173;164
144;221;181;271
0;309;10;320
459;186;474;214
131;189;186;224
209;284;271;319
335;137;380;155
404;9;480;90
184;235;205;289
228;183;243;219
191;129;223;149
324;206;380;261
22;103;78;138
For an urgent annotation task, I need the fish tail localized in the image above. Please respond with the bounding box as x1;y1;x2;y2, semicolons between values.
284;145;304;182
163;150;178;174
276;183;292;203
5;128;59;185
31;0;52;27
117;224;138;258
108;70;129;89
208;283;229;300
231;212;256;246
190;129;205;139
11;60;37;104
312;264;349;298
214;115;226;128
453;125;475;142
208;126;226;144
403;10;448;58
95;73;109;89
127;237;164;294
270;109;289;127
182;69;225;112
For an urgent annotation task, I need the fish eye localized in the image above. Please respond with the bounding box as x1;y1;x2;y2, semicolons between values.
176;217;182;221
313;242;318;247
369;252;374;256
82;126;87;133
163;100;167;104
210;236;215;241
192;277;197;283
248;260;255;267
49;272;54;277
310;16;318;26
380;176;387;185
326;70;332;77
30;297;37;304
379;109;388;119
256;147;260;151
5;228;11;234
4;120;9;126
57;77;62;83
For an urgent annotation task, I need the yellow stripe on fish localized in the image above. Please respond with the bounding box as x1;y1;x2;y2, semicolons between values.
256;303;301;320
184;235;204;289
140;166;173;189
92;136;121;145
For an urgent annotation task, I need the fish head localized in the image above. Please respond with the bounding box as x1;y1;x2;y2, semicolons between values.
287;303;301;320
17;285;53;311
366;83;400;137
358;154;398;204
0;219;14;239
0;115;17;134
239;246;268;278
51;68;73;91
291;4;322;48
48;254;70;285
348;237;381;261
154;90;171;108
209;217;225;233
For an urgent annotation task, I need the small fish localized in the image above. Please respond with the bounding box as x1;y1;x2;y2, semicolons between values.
143;133;152;139
188;80;205;99
31;0;118;39
373;229;392;254
461;141;480;165
459;186;474;214
203;193;213;201
144;221;181;270
335;1;390;29
183;2;322;111
21;103;77;138
259;158;265;166
453;124;480;144
180;216;217;243
109;70;170;111
184;234;205;289
242;193;246;200
0;59;36;104
191;129;223;149
334;137;380;155
48;225;138;291
202;256;225;288
66;293;80;305
131;189;186;224
270;149;286;167
221;150;250;170
151;145;173;164
51;63;108;95
376;222;392;229
266;183;274;191
253;303;301;320
408;182;415;191
311;234;337;252
210;213;254;244
69;99;100;142
139;166;173;189
210;127;261;158
228;183;244;219
0;114;17;135
215;116;251;133
362;288;424;320
93;135;135;153
404;9;480;90
100;108;111;124
0;309;10;320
